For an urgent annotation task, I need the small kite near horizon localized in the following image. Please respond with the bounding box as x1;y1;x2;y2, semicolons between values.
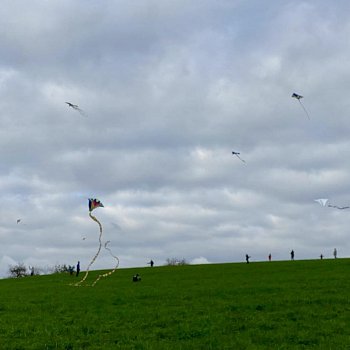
65;102;87;117
232;151;246;163
16;219;21;224
292;93;310;119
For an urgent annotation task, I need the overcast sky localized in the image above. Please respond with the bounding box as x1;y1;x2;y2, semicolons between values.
0;1;350;276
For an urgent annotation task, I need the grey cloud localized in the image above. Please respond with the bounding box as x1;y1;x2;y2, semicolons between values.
0;1;349;276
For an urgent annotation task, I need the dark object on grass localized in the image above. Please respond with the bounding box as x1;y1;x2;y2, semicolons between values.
132;274;141;282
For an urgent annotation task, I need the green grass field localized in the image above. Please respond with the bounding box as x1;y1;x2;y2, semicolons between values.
1;259;350;349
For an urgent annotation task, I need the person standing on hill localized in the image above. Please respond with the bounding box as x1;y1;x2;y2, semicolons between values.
76;261;80;277
268;253;272;261
290;250;294;261
333;248;337;259
245;254;250;264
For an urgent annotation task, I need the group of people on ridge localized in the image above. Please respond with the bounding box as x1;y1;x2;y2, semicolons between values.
245;248;338;263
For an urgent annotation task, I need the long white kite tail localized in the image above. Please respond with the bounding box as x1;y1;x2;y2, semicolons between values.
74;212;103;287
91;241;120;287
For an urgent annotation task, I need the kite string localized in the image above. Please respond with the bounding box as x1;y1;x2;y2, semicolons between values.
73;212;103;286
299;100;310;119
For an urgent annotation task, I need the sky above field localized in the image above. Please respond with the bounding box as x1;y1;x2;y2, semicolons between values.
0;0;350;276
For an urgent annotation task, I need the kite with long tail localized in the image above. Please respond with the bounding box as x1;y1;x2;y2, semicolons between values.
74;198;119;287
314;198;350;210
292;93;310;119
90;241;120;287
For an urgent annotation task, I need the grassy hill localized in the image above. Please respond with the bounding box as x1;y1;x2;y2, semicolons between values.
1;259;350;349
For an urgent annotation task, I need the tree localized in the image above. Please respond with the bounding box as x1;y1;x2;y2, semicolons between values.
165;258;188;266
8;263;27;278
52;264;75;274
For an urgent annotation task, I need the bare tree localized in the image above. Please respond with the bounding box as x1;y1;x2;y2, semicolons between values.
8;263;27;278
165;258;188;266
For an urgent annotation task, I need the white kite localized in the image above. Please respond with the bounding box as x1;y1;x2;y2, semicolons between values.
314;198;329;207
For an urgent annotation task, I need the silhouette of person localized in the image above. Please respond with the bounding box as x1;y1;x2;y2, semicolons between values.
320;254;323;260
132;273;141;282
245;254;250;264
76;261;80;277
268;254;271;262
290;250;294;261
148;260;154;267
333;248;337;259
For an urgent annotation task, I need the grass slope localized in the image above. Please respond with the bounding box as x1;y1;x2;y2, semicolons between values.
1;259;350;349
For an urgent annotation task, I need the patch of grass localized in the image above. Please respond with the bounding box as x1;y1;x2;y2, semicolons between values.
1;259;350;348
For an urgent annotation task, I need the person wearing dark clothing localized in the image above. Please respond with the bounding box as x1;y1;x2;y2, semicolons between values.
290;250;294;260
245;254;250;264
76;261;80;277
132;273;141;282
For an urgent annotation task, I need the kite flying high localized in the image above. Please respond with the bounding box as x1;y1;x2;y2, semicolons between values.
89;198;104;212
65;102;87;117
232;151;246;163
314;198;329;207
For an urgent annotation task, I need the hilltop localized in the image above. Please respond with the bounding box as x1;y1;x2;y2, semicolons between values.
0;259;349;349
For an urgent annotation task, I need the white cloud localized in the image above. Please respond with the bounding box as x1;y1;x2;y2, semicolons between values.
190;257;211;265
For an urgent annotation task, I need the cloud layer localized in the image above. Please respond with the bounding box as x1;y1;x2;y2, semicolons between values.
0;1;349;276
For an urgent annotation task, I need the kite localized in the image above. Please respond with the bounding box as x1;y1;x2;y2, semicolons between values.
74;198;104;286
65;102;87;117
232;151;246;163
314;198;329;207
89;198;104;212
74;198;119;287
314;198;350;210
292;93;310;119
16;219;21;224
